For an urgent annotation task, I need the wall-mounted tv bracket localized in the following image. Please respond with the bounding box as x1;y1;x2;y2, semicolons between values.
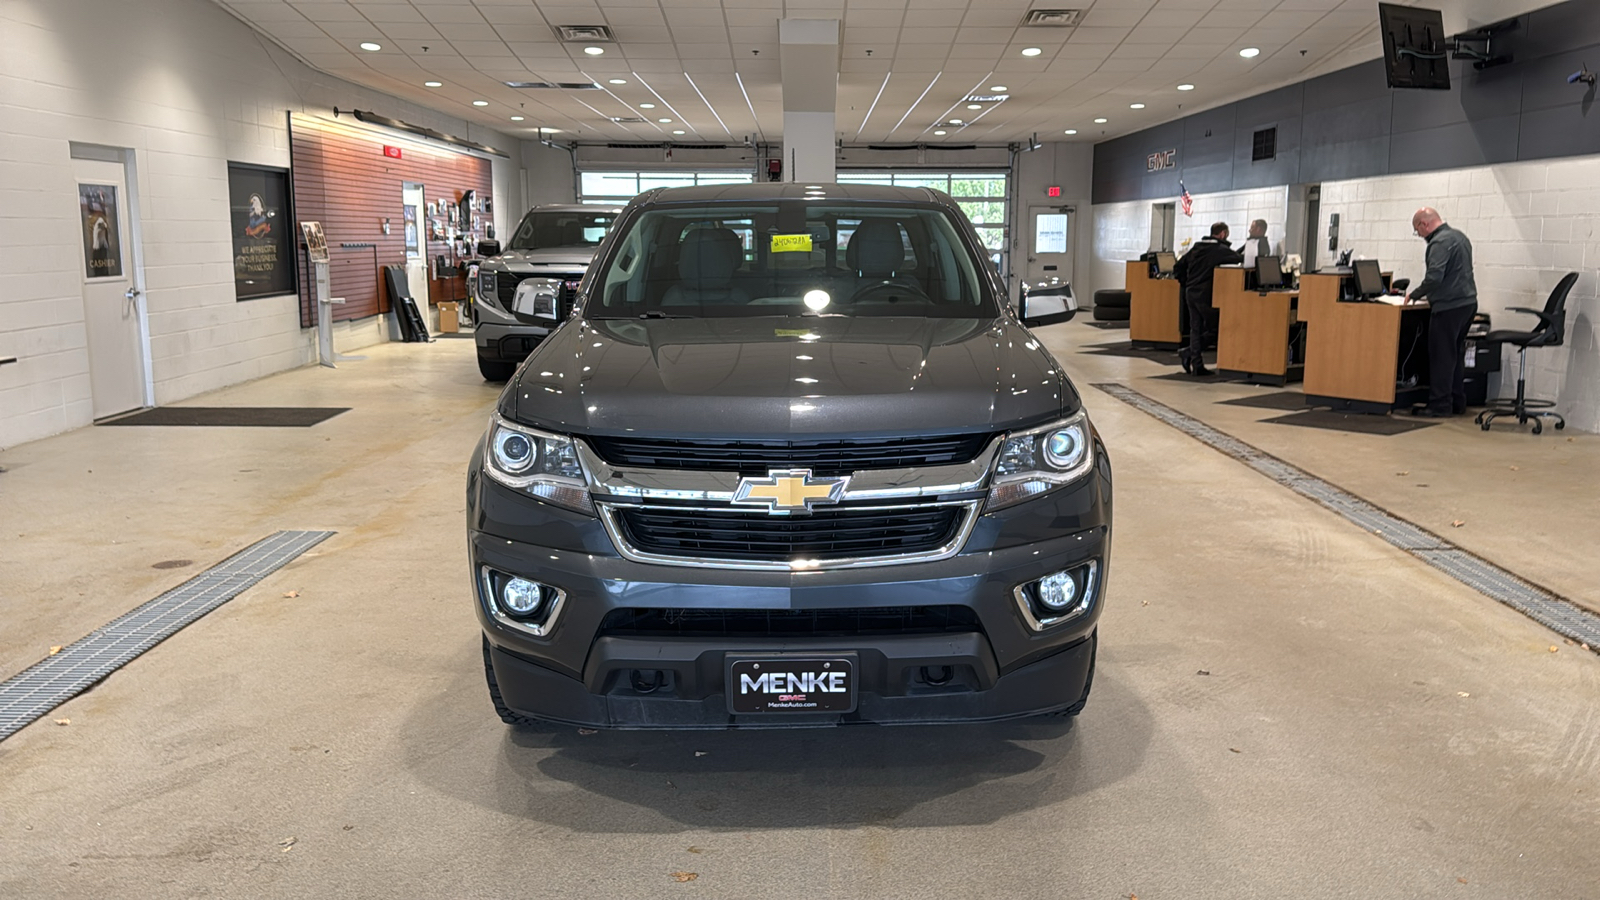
1451;18;1518;71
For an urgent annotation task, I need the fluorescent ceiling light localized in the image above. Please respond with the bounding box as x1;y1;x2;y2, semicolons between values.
1239;47;1260;58
1130;103;1145;109
658;117;672;123
1177;83;1195;91
639;102;655;108
608;78;627;84
584;46;605;55
1093;117;1107;123
948;118;962;124
934;129;947;135
673;129;684;134
1064;129;1077;135
359;42;381;52
967;103;982;110
1021;47;1042;57
473;100;489;106
990;85;1008;92
510;115;524;121
424;81;442;88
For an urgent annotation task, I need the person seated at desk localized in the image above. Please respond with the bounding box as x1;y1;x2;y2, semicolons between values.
1405;207;1478;417
1172;221;1243;376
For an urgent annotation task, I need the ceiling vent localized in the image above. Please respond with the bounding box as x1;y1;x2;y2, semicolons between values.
555;24;615;43
1022;9;1083;27
609;116;647;124
504;81;601;90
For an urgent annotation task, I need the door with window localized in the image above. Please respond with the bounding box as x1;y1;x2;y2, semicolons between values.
1026;205;1073;288
72;154;147;419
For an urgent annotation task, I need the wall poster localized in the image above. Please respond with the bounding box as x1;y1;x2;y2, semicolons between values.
227;163;296;299
78;183;123;279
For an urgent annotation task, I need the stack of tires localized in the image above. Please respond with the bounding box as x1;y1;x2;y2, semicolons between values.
1092;289;1131;322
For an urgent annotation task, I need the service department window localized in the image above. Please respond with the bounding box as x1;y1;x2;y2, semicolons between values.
578;170;754;205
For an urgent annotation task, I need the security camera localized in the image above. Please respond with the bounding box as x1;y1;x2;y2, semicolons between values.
1569;67;1596;85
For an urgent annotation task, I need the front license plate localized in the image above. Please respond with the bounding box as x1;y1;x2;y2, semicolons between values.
726;655;857;715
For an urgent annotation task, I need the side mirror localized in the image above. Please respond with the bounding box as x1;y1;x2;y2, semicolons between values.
477;239;502;257
1020;283;1077;328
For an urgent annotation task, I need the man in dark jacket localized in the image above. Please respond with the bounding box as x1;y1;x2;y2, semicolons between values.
1406;207;1477;416
1172;221;1243;376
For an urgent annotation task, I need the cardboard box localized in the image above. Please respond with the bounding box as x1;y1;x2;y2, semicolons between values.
438;301;459;333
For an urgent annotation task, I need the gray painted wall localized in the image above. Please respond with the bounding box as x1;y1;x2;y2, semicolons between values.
1093;0;1600;204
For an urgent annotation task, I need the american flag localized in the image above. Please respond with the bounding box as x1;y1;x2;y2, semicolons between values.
1179;180;1193;217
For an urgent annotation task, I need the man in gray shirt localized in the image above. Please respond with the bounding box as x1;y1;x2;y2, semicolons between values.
1406;207;1477;417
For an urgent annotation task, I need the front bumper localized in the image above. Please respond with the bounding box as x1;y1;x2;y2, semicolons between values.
468;444;1112;729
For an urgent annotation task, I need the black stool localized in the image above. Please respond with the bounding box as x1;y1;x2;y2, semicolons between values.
1476;271;1577;435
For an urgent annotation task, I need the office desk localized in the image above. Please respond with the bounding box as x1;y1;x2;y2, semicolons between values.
1213;267;1302;385
1298;273;1430;413
1125;260;1182;348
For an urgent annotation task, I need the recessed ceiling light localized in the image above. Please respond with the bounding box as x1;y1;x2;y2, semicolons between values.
510;115;524;121
934;129;947;135
359;42;381;52
424;81;442;88
948;118;962;124
584;46;605;55
1130;103;1145;109
1021;47;1043;57
1177;83;1195;91
473;100;489;106
990;85;1008;92
658;117;672;123
608;78;627;84
673;129;684;134
639;102;655;109
1239;47;1260;58
966;103;982;110
1094;117;1107;123
1064;129;1077;135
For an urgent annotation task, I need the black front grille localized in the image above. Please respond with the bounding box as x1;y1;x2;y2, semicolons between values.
599;605;982;638
496;274;580;317
616;504;964;562
588;433;995;476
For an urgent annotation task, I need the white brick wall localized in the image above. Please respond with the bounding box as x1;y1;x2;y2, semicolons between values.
1091;186;1289;300
1321;158;1600;432
0;0;520;449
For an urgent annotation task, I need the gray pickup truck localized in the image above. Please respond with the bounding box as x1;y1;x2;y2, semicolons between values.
472;205;621;381
467;183;1111;729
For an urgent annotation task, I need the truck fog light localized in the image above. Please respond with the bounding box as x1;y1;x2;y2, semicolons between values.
501;577;543;615
1036;569;1079;610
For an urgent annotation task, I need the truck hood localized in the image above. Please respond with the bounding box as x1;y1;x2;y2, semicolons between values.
492;246;596;269
505;316;1077;439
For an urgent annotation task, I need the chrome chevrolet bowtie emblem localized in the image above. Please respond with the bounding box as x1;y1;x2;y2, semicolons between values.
732;469;848;514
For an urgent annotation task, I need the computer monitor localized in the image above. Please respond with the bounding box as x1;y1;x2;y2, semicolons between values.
1352;258;1385;298
1154;250;1176;276
1255;255;1283;290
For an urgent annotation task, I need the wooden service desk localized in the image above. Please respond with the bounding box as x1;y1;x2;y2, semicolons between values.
1298;272;1431;414
1212;266;1301;385
1125;260;1182;348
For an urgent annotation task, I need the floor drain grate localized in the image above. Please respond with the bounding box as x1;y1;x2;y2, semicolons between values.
1094;383;1600;650
0;530;334;742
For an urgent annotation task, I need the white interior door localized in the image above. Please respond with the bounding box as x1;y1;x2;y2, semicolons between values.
402;182;430;309
73;156;146;419
1026;206;1074;287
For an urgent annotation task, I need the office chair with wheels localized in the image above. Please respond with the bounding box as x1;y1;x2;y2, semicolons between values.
1476;271;1577;435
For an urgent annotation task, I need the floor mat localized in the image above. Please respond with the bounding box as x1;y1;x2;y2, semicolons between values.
1079;341;1178;363
1261;409;1439;435
1146;367;1255;384
1084;320;1130;330
435;331;475;339
1217;391;1312;411
99;407;350;427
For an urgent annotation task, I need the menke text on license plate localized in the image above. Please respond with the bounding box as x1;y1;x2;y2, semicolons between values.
726;655;857;714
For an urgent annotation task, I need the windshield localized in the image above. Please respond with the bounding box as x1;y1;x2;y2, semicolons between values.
508;210;618;251
586;203;996;319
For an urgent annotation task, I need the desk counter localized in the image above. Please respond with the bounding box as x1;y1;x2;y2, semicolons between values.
1213;267;1298;383
1126;260;1182;347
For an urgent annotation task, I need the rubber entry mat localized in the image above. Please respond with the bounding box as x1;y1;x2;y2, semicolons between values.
1146;369;1252;384
0;530;335;742
1079;342;1179;363
1217;392;1313;411
1262;409;1438;435
1083;321;1131;330
99;407;350;427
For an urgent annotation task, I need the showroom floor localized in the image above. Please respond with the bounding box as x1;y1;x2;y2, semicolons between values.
1;326;1597;898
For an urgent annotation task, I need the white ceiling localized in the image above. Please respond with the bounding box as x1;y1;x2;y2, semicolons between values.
212;0;1560;146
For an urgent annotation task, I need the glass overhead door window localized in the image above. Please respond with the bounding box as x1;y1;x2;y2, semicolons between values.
579;171;754;206
837;172;1008;262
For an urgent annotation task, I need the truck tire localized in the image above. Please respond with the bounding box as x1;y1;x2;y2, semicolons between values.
1043;631;1096;718
483;638;552;728
1092;289;1131;309
1092;305;1130;322
478;354;517;382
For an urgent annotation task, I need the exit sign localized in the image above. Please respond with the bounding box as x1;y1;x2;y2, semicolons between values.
383;145;403;159
1046;186;1061;197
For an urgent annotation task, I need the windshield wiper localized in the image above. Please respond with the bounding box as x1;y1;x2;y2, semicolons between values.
635;311;693;319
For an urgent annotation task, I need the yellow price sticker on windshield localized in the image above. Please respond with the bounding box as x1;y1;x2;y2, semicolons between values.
771;234;813;253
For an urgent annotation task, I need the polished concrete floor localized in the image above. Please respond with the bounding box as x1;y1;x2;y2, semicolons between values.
1;326;1597;899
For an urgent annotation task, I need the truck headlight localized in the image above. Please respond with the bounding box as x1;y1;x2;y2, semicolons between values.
987;410;1095;510
484;414;593;514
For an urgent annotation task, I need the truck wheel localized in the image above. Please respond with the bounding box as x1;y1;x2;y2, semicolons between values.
477;354;517;382
482;637;547;728
1043;631;1096;718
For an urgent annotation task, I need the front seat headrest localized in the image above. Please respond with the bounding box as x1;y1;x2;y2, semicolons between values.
677;227;742;288
848;219;908;277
